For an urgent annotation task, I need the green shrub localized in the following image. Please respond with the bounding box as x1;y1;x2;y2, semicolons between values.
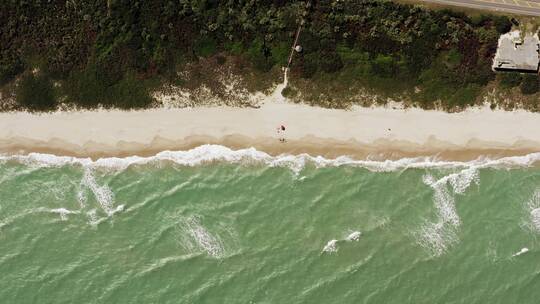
247;39;274;72
64;65;107;108
494;16;512;34
223;41;244;55
319;51;343;73
194;37;218;57
499;72;522;88
371;54;396;78
470;14;490;26
0;57;24;85
520;74;539;95
108;72;153;109
448;84;481;108
417;62;455;104
301;53;319;78
446;49;462;68
281;86;297;98
16;73;57;111
65;65;152;109
271;42;291;67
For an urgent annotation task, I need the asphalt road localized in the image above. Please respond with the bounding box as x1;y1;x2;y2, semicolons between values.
421;0;540;16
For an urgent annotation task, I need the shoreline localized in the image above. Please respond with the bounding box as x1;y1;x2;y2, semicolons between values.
1;102;540;161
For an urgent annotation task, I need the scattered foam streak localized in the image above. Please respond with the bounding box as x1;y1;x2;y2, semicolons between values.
79;169;124;220
417;168;479;256
512;247;529;257
526;190;540;232
45;208;80;221
322;240;338;253
177;216;226;258
416;221;458;257
346;231;361;241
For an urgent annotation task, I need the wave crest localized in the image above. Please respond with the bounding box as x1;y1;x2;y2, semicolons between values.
1;145;539;174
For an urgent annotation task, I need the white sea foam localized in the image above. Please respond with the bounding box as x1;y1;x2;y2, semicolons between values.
76;187;88;209
48;208;80;221
81;169;114;214
512;247;529;257
322;239;338;253
1;145;539;174
532;208;540;231
177;216;226;258
416;221;459;257
346;231;362;241
526;190;540;232
80;168;124;218
417;167;479;256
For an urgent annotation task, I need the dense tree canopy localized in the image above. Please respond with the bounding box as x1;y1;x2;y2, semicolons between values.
0;0;521;111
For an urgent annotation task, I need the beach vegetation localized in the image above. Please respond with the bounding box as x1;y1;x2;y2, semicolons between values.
520;74;539;95
0;0;525;111
498;73;523;89
16;73;57;111
194;37;218;58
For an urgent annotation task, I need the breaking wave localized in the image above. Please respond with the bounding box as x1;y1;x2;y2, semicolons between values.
1;145;540;174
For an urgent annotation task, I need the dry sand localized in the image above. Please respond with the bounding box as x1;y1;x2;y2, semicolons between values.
1;99;539;160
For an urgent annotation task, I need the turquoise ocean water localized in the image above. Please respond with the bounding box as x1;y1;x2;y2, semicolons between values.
1;145;540;303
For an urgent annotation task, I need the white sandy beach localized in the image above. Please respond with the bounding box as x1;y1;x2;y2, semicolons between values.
1;99;539;159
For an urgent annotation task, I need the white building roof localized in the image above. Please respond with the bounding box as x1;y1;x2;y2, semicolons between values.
492;30;540;72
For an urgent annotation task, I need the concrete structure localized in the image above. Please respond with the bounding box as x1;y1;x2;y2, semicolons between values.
492;30;540;73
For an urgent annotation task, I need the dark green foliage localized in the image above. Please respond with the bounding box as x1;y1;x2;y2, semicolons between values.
223;41;244;56
319;51;344;74
0;56;24;85
108;72;153;109
520;74;539;95
64;64;109;108
416;52;484;108
446;49;462;68
0;0;518;110
247;39;274;72
370;54;405;78
499;73;523;88
301;53;319;78
16;73;57;111
448;84;481;107
194;37;218;57
64;64;151;109
281;86;297;98
470;14;491;26
271;42;291;67
494;16;512;34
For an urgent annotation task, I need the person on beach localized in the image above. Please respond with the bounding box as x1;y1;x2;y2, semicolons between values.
277;124;286;143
